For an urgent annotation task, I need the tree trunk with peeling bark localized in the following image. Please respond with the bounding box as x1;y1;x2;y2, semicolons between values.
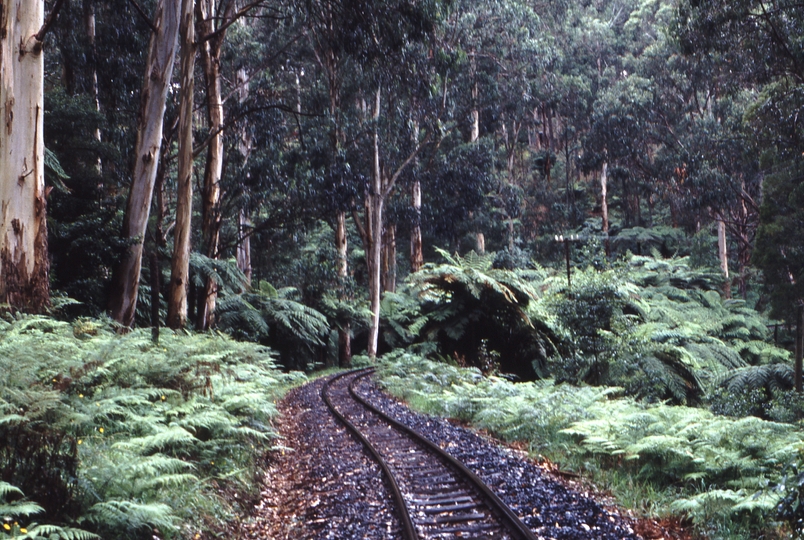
195;0;235;330
108;0;180;326
167;0;196;329
0;0;49;313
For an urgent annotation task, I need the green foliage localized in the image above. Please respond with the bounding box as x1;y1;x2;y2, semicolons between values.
407;248;561;378
217;280;330;369
0;315;302;539
538;254;789;404
376;352;802;536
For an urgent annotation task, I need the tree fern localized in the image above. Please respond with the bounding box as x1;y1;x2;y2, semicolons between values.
407;248;560;378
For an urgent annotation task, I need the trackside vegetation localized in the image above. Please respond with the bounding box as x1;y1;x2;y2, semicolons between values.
0;315;304;539
371;251;804;539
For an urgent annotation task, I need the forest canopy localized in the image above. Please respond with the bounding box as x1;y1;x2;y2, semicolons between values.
2;0;804;538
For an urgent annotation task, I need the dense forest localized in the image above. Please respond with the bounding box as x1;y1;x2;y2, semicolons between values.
2;0;804;538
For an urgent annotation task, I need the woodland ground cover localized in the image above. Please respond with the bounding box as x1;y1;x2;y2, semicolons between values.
373;251;804;539
376;354;801;539
0;315;304;539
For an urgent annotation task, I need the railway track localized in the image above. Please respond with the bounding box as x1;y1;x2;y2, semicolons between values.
322;368;539;540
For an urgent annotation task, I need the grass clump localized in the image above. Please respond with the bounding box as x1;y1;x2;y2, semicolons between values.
376;351;802;538
0;314;304;539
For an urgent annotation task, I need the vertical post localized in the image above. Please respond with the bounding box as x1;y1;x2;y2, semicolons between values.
796;304;803;393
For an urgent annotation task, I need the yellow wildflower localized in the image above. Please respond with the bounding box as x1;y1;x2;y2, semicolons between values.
98;427;104;433
161;395;166;401
78;439;83;445
20;528;27;534
79;394;84;398
3;524;10;530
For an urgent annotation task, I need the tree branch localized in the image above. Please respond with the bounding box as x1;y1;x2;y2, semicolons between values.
35;0;68;42
198;0;266;45
126;0;159;34
383;133;432;199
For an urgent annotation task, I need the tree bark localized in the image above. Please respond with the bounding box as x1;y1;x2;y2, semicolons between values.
382;223;396;293
235;67;252;285
167;0;196;329
601;161;610;255
717;216;731;299
0;0;50;313
367;87;383;359
410;178;423;272
84;0;102;174
109;0;181;326
236;208;252;285
195;0;235;330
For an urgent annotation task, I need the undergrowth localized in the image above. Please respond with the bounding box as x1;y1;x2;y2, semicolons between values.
376;351;802;539
0;314;304;539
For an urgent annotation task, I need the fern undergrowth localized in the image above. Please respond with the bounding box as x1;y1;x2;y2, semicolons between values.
0;314;304;539
376;352;803;539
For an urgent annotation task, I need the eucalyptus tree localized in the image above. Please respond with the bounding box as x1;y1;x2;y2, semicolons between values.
0;0;68;313
674;0;802;304
108;0;181;326
166;0;196;329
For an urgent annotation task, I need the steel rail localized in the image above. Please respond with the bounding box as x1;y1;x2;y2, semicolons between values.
347;370;540;540
321;368;418;540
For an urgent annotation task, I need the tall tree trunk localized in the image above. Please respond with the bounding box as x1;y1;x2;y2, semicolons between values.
195;0;234;330
410;178;423;272
0;0;49;313
167;0;196;329
108;0;180;325
382;223;396;293
335;211;351;365
717;216;731;299
367;87;383;360
601;161;610;255
84;0;102;175
235;67;252;285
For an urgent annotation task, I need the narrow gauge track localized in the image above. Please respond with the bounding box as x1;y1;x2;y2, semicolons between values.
322;369;539;540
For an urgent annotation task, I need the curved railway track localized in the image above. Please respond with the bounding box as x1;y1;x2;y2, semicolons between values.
322;368;539;540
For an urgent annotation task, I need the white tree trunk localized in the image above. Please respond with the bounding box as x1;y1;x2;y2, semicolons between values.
109;0;181;325
718;216;731;299
0;0;49;313
167;0;196;329
367;87;383;359
410;178;423;271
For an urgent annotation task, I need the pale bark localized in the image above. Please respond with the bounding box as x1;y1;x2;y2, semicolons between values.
84;0;102;174
476;232;485;254
236;208;252;284
469;48;479;143
0;0;49;312
409;115;423;273
365;88;429;358
718;216;731;299
601;161;609;255
235;67;253;285
382;223;397;293
109;0;180;325
410;178;423;272
196;0;235;330
167;0;196;329
367;87;383;359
